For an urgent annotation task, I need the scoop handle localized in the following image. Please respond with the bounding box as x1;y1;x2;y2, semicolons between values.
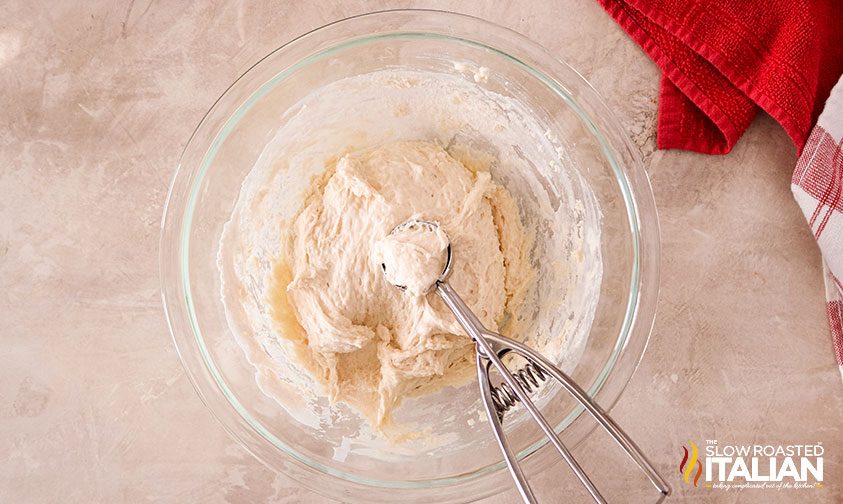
435;280;670;503
436;281;603;502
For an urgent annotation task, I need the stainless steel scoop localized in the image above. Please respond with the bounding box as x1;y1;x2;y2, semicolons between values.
381;219;670;503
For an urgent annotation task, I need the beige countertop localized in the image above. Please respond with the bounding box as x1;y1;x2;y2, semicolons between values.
2;1;841;502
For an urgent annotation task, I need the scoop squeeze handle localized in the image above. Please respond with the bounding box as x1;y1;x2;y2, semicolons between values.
436;281;671;504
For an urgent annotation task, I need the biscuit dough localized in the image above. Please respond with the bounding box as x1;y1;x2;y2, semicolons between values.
271;141;532;426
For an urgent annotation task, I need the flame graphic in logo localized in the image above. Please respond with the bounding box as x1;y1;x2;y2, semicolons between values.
679;441;702;487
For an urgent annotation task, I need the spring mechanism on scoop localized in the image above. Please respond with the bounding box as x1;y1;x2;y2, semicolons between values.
490;361;547;417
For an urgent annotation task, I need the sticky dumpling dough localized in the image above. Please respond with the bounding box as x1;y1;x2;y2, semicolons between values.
271;140;532;426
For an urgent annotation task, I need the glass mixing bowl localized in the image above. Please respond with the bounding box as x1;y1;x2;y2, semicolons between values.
160;9;659;503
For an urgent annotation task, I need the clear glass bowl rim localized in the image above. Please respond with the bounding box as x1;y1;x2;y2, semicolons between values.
159;8;661;502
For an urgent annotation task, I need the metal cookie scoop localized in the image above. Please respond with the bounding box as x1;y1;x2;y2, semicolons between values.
381;219;670;504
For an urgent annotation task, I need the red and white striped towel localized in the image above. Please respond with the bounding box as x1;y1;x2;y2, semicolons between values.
792;76;843;381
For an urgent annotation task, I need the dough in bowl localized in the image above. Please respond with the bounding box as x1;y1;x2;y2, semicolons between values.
269;140;533;426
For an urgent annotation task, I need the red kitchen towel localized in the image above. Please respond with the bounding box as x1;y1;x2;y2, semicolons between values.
597;0;843;154
792;76;843;381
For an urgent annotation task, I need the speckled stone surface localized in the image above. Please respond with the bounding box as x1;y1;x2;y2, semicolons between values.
1;1;841;503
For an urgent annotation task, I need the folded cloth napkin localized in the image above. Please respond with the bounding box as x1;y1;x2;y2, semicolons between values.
597;0;843;154
792;76;843;380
